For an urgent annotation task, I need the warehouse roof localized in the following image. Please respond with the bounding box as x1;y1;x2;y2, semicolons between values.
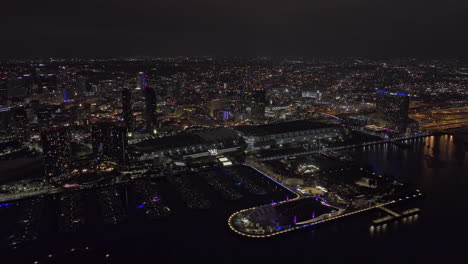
235;120;337;137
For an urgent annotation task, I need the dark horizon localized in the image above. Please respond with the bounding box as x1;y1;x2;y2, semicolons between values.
2;0;468;59
2;55;468;62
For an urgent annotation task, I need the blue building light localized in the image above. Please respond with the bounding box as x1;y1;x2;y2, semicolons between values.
141;72;147;90
63;89;68;102
223;111;231;121
376;90;409;96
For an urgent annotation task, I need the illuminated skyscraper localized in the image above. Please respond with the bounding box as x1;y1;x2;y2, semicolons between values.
57;66;77;101
142;72;157;132
237;69;252;122
122;87;133;130
236;82;249;122
250;88;266;122
375;90;410;131
37;73;57;92
0;71;8;105
92;122;128;165
41;127;71;177
207;99;223;118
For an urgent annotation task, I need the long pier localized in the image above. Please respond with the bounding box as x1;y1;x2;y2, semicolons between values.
372;207;420;225
227;164;423;238
379;207;401;217
228;195;422;238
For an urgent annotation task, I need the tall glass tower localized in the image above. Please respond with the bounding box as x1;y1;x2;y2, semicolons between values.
142;72;157;132
122;87;133;131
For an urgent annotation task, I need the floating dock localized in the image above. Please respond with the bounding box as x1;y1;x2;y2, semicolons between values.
372;207;420;225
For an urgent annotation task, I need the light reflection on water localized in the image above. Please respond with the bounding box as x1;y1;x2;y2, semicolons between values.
369;214;420;238
353;135;467;193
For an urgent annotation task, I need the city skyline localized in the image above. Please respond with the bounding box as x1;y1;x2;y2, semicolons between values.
1;1;468;263
0;57;467;264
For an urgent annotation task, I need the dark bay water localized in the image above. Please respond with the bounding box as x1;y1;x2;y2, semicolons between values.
1;135;467;264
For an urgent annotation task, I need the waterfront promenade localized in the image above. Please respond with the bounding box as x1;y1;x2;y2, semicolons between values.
257;133;432;161
227;165;423;238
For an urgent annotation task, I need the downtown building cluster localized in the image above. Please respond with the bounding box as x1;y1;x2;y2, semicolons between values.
0;57;467;179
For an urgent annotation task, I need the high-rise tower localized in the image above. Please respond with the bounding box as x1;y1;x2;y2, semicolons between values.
92;122;128;165
375;90;410;131
250;88;266;122
41;127;72;177
0;71;8;105
142;72;157;132
122;87;133;130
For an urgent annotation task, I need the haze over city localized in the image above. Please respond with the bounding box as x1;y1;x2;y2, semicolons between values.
2;0;468;58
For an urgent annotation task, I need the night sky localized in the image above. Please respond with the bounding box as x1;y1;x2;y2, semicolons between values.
2;0;467;58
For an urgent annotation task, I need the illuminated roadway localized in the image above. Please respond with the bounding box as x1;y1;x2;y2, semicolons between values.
411;107;468;132
258;133;431;161
0;177;132;203
0;187;61;203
